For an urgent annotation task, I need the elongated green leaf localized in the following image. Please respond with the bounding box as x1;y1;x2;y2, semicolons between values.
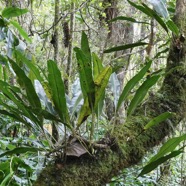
0;147;45;158
74;47;95;108
0;90;42;128
104;42;148;53
109;16;149;24
153;48;169;59
32;108;61;122
10;20;31;43
47;60;70;128
144;112;173;130
117;61;152;111
138;150;183;177
12;157;33;172
0;109;25;123
127;75;160;116
81;31;91;62
92;53;104;81
0;18;5;27
94;66;112;109
127;0;168;33
149;134;186;163
14;50;43;82
2;7;28;19
8;58;41;109
127;0;153;16
142;3;169;33
1;172;14;186
77;98;91;127
166;19;179;36
148;0;169;19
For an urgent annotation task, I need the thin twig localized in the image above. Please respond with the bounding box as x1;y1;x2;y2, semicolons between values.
37;0;90;36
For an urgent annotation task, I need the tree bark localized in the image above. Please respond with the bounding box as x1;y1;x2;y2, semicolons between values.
34;0;186;185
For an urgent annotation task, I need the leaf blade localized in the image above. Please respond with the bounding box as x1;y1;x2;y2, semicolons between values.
47;60;70;128
149;134;186;163
74;47;95;108
104;42;148;53
138;150;183;177
117;61;152;111
10;20;31;43
144;112;173;130
127;75;160;116
2;7;28;19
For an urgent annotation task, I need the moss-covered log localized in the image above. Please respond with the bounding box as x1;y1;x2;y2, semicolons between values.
34;0;186;185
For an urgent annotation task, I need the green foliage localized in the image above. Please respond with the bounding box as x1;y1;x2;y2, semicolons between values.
127;75;160;116
139;134;186;177
74;47;95;108
117;60;152;111
47;60;71;128
0;147;45;158
8;58;41;110
0;2;184;185
144;112;173;130
104;42;148;53
127;0;179;35
2;7;28;19
149;134;186;163
138;150;183;177
109;16;149;24
10;20;31;43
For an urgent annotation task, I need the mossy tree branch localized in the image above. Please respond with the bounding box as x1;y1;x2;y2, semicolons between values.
34;0;186;185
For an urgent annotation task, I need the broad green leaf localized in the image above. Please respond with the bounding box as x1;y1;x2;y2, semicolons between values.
77;98;91;127
153;48;169;59
8;58;41;109
0;18;5;27
0;54;8;65
144;112;173;130
47;60;70;128
94;66;112;109
109;16;149;24
14;50;43;82
127;75;160;116
142;3;169;33
104;42;148;53
127;0;168;33
0;90;42;129
117;61;152;111
94;55;106;120
2;7;28;19
1;172;14;186
12;157;33;172
0;109;25;124
81;31;91;63
127;0;153;16
138;150;183;177
148;0;169;19
10;20;31;43
149;134;186;163
0;147;45;158
32;108;61;122
166;19;179;36
92;53;104;80
74;47;95;108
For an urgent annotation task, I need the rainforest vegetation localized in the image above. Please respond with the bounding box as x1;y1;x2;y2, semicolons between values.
0;0;186;185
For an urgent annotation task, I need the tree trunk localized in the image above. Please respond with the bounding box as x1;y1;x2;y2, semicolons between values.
65;2;75;93
34;0;186;185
